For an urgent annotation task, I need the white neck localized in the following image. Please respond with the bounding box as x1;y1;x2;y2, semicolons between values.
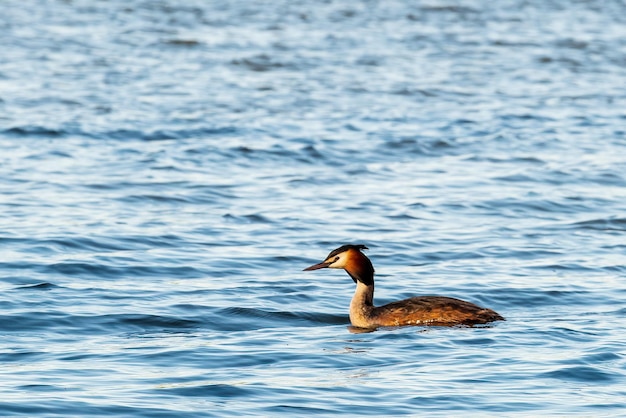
349;281;375;328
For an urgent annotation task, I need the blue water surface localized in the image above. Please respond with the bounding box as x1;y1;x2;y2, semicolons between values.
1;0;626;416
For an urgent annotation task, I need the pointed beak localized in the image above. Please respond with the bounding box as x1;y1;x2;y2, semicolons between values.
303;261;331;271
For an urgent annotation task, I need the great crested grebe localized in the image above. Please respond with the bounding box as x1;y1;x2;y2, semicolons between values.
304;244;504;329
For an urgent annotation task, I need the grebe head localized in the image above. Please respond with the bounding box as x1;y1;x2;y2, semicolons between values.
303;244;374;285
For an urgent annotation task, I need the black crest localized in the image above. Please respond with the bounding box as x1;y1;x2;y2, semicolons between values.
326;244;368;259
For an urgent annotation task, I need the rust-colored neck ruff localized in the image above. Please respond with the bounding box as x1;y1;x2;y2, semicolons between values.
344;249;375;286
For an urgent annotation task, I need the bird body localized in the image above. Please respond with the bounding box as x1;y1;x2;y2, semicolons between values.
304;244;503;329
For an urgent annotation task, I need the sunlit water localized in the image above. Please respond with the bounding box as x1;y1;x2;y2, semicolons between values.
1;0;626;416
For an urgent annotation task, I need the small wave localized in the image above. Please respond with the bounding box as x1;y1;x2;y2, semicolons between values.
222;213;273;224
0;311;204;334
230;54;299;72
570;217;626;232
580;351;622;364
0;350;48;362
41;237;129;252
478;198;592;215
4;126;65;137
119;194;191;204
45;262;203;280
17;384;59;391
264;405;336;415
209;307;347;331
488;287;596;308
118;314;201;330
101;127;238;141
14;282;57;290
162;383;253;398
0;311;72;332
380;137;454;155
1;125;237;140
227;144;306;162
541;366;617;383
162;38;202;47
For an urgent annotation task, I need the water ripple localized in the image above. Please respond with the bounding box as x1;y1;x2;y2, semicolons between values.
1;0;626;416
